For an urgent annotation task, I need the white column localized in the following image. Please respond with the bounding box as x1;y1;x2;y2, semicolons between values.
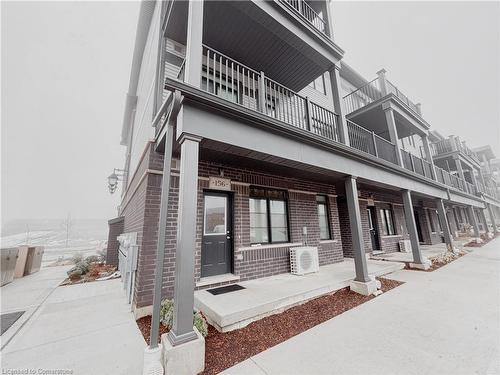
383;104;403;167
454;157;465;180
329;64;350;146
184;0;204;87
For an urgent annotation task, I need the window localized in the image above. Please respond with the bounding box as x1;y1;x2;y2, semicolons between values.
426;209;435;232
249;187;289;244
317;195;331;240
380;208;396;235
308;75;326;94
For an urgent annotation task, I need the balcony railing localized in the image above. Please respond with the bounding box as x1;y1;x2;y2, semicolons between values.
343;76;422;118
400;149;433;179
200;44;339;142
346;120;397;164
279;0;327;35
431;137;480;164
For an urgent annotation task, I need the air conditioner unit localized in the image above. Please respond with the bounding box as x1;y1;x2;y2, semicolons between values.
399;240;412;253
290;246;319;275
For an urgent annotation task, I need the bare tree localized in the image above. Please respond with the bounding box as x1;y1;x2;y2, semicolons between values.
61;214;73;249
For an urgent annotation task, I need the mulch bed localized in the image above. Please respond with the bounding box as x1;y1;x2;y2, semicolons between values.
136;277;403;374
60;263;116;286
405;252;465;272
465;233;500;248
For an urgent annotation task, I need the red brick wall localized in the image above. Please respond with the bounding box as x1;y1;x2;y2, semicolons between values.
106;217;124;266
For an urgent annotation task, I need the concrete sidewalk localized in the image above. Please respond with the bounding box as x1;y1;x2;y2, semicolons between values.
224;239;500;375
1;265;70;348
1;278;146;375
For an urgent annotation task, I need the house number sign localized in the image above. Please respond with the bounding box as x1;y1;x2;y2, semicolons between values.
209;176;231;191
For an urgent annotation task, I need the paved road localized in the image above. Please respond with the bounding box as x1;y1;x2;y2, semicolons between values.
1;278;146;375
224;239;500;375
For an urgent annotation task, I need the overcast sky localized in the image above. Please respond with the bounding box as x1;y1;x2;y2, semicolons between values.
2;1;499;225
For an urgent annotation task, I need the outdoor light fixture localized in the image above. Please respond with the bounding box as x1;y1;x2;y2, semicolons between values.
107;168;126;194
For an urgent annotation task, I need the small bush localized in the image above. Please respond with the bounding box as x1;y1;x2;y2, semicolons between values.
74;260;90;274
71;253;83;265
84;255;100;264
68;269;82;281
159;298;208;337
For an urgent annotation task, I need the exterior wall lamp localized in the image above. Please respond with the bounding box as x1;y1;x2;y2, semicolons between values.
107;168;126;194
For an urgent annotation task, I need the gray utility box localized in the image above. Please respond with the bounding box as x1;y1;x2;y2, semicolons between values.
23;247;44;275
1;248;20;286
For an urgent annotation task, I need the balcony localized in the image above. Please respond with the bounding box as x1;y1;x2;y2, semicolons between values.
400;149;433;179
278;0;328;36
346;120;397;165
431;137;480;165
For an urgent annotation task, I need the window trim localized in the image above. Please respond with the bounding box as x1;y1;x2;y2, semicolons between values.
380;207;396;236
316;195;332;240
249;187;290;245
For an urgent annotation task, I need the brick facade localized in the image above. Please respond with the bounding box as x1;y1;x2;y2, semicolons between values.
105;216;124;266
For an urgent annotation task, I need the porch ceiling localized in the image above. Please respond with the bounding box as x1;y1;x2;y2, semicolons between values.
167;1;334;91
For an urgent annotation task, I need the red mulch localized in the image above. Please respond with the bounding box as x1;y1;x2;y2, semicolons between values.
465;233;500;247
61;263;116;286
136;277;402;375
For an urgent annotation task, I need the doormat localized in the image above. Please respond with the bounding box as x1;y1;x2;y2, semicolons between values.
1;311;25;335
207;284;245;295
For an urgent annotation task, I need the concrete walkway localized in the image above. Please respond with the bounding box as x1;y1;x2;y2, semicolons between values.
1;278;146;375
1;265;70;348
223;238;500;375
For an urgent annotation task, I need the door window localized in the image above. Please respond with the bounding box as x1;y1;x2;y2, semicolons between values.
203;195;226;235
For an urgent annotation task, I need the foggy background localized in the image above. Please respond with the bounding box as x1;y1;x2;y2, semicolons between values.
2;1;499;243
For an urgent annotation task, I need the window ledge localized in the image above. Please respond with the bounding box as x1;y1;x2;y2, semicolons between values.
381;235;403;239
237;242;302;251
319;239;338;244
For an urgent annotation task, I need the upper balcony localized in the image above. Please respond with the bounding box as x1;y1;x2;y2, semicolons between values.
431;136;481;167
165;0;344;92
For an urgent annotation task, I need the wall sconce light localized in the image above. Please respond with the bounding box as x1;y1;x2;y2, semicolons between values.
107;168;126;194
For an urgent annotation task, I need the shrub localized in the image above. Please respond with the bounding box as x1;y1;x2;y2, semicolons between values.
71;253;83;265
84;255;100;264
74;260;90;274
159;298;208;337
68;269;82;281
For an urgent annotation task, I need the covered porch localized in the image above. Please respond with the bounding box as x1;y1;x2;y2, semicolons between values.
194;258;403;332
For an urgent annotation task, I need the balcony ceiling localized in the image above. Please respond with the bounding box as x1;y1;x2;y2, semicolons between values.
167;1;334;91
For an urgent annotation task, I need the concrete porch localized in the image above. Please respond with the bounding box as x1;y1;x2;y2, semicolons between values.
371;238;470;264
194;259;404;333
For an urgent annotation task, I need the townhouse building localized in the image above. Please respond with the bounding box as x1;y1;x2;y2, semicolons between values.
107;0;500;349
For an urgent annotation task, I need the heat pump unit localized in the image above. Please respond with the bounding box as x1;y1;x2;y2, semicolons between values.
290;247;319;275
399;240;412;253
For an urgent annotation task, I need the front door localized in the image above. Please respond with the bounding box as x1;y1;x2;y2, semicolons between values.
201;192;232;277
414;209;424;243
367;207;380;251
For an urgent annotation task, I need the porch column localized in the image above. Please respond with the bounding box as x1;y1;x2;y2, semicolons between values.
167;134;201;347
402;190;430;269
184;0;204;87
454;157;466;181
436;199;454;252
329;64;350;146
466;205;480;238
422;134;436;180
487;204;499;233
382;103;403;167
479;209;490;233
344;176;378;295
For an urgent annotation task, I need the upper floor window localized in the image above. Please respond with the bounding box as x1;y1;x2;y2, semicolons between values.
316;195;331;240
380;208;396;235
249;187;289;244
308;75;326;95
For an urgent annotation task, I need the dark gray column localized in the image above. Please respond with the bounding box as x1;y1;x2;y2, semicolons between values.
149;120;175;349
487;204;499;233
401;190;426;265
382;104;403;167
329;65;350;146
184;0;204;87
436;199;454;251
466;206;480;238
167;134;201;346
479;209;490;233
344;176;370;282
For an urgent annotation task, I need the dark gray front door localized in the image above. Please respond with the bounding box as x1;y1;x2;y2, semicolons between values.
201;192;232;277
367;207;380;251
